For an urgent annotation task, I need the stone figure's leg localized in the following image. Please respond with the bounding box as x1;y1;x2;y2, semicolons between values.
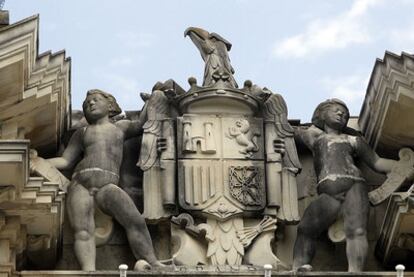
343;182;369;272
67;182;96;271
95;184;162;266
293;193;341;270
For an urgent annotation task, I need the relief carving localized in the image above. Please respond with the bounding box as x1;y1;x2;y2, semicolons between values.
206;217;244;265
229;166;263;206
205;200;242;219
227;119;260;157
237;216;277;247
181;161;219;207
183;120;216;154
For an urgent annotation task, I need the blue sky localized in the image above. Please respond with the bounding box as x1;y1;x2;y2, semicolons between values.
7;0;414;121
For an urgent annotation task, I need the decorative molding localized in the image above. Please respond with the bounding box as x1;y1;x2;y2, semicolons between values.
359;51;414;156
0;15;71;155
375;192;414;266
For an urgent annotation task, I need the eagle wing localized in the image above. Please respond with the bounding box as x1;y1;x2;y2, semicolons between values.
137;90;170;171
263;92;301;170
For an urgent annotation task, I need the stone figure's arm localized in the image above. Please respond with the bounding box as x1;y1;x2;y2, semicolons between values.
294;125;320;151
47;128;83;170
356;137;397;173
117;103;148;139
116;119;145;139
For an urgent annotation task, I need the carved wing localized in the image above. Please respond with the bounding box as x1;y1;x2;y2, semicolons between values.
137;90;170;171
263;93;301;170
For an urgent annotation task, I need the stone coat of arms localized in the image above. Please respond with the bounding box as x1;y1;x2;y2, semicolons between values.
137;27;302;268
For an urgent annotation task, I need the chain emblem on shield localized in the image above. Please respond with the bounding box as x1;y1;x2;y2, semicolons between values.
229;166;263;206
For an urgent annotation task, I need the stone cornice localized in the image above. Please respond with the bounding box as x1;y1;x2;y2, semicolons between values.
0;14;71;156
359;51;414;156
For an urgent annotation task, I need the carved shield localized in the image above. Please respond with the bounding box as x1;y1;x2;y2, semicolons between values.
177;114;265;220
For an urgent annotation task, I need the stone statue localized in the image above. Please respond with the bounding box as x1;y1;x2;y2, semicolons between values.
138;89;177;221
185;27;238;88
263;91;302;222
291;99;401;272
46;89;162;271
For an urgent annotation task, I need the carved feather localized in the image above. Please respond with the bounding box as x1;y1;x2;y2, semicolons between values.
206;219;243;265
137;90;170;171
138;129;160;171
263;93;294;136
264;92;302;170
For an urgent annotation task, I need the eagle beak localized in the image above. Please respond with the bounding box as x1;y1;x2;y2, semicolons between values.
184;27;209;40
140;92;151;102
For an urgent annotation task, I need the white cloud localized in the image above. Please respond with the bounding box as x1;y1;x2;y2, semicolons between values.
321;74;369;105
272;0;383;59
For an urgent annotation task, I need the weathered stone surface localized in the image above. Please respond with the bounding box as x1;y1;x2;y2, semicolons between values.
185;27;237;88
2;15;414;275
359;51;414;157
14;270;414;277
292;99;409;272
0;15;70;156
376;192;414;270
158;60;300;267
44;90;161;271
0;140;64;275
138;90;177;222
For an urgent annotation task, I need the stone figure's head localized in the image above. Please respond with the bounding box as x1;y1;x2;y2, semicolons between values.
235;119;250;133
312;99;349;131
83;89;121;123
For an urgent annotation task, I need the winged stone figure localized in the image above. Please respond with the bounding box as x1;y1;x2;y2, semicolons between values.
138;91;166;171
263;90;302;223
138;89;176;221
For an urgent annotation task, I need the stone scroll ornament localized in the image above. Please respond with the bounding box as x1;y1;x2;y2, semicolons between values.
137;89;177;221
369;147;414;205
184;27;238;88
262;90;302;222
29;149;70;192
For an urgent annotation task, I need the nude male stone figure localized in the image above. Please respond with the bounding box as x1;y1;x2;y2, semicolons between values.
47;89;162;270
287;99;398;272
